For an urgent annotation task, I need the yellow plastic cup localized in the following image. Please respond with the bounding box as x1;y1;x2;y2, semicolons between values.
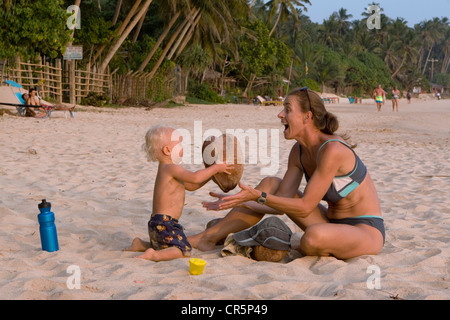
189;258;206;275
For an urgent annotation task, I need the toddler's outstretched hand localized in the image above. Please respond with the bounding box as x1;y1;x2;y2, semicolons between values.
215;162;234;175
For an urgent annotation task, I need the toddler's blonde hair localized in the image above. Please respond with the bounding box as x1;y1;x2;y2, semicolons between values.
142;125;174;162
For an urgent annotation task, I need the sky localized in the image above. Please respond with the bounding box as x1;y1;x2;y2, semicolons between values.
301;0;450;27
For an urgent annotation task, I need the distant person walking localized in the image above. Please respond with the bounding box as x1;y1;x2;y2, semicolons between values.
391;87;400;112
406;91;412;104
373;85;386;112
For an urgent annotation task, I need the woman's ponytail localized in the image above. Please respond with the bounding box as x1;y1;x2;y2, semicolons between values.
320;112;339;135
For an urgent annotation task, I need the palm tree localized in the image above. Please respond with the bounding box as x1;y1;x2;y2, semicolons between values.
350;19;377;52
315;59;340;91
318;17;338;48
277;8;312;47
440;27;450;73
99;0;153;72
112;0;123;26
417;18;445;75
177;44;212;89
393;36;419;80
137;11;181;72
188;0;249;65
333;8;353;36
375;35;401;75
139;0;248;82
264;0;310;37
361;2;383;18
295;42;323;67
144;7;195;81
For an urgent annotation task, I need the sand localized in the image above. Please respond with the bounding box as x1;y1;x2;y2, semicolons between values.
0;97;449;300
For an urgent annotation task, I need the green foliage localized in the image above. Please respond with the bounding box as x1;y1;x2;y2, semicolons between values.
177;45;212;79
345;52;394;94
107;35;174;79
314;46;346;87
74;16;115;48
433;73;450;87
188;82;225;104
147;72;176;103
296;78;321;92
0;0;71;59
2;0;448;101
239;19;290;77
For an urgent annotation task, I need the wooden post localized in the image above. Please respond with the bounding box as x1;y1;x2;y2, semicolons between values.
38;56;44;93
27;60;33;89
107;66;112;102
67;60;75;104
428;58;438;81
16;56;22;85
45;61;50;97
55;59;63;103
86;62;91;96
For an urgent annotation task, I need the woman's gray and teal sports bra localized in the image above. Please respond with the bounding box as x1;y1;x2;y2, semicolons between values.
299;139;367;203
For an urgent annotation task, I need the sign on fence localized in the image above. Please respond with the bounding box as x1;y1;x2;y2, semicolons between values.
64;46;83;60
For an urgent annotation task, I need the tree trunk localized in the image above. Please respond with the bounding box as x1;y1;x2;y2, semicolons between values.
444;55;450;73
269;6;282;37
243;73;256;97
185;71;189;94
93;0;142;63
441;45;449;73
133;6;149;42
146;15;190;82
249;0;257;8
175;11;202;59
112;0;123;26
68;0;82;43
220;56;228;96
100;0;153;72
116;0;142;36
167;8;200;61
422;44;433;74
391;52;407;79
137;12;180;72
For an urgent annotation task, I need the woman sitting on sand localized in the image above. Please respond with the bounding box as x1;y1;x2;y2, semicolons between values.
189;87;385;260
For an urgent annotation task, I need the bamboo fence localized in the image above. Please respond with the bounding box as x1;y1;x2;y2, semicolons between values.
111;69;177;102
8;56;64;103
3;56;177;104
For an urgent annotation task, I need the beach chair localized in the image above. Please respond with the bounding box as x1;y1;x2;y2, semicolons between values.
257;95;283;106
1;80;74;118
14;92;27;116
9;90;53;118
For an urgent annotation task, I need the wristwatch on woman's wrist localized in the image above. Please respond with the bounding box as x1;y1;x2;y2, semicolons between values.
256;192;267;205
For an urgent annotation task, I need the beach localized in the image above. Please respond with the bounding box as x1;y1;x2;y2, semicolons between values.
0;98;449;300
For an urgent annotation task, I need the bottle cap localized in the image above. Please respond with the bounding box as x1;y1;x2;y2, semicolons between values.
38;199;51;209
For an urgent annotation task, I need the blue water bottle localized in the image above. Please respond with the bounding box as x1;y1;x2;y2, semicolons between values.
37;199;59;252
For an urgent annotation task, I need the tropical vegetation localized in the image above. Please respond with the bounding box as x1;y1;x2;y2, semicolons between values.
0;0;449;102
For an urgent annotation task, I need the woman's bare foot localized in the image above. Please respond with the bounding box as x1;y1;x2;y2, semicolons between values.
188;233;217;252
123;237;151;252
188;218;227;251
